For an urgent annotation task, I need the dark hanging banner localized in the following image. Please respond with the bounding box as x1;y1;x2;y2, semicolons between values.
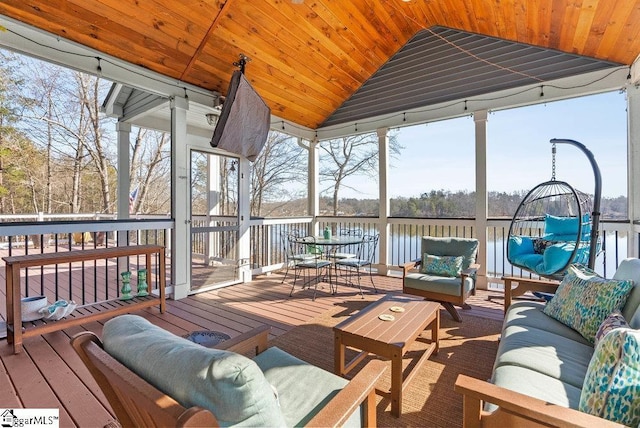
210;70;271;162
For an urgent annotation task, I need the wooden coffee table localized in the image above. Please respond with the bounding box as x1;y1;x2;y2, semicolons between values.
333;294;440;417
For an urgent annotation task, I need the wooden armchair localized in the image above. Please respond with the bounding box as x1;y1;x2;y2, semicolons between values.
402;236;480;322
454;375;623;427
501;275;560;312
71;321;386;427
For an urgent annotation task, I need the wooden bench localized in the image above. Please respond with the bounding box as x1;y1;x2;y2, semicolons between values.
4;245;166;353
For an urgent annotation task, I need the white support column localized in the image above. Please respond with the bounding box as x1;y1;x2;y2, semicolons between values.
170;95;190;299
474;110;489;289
308;138;320;235
627;84;640;257
116;121;132;220
377;128;390;275
238;157;252;282
116;122;131;270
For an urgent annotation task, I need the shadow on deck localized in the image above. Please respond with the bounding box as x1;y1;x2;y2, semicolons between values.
0;269;505;427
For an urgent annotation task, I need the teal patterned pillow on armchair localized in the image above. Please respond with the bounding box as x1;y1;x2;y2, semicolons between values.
579;327;640;426
421;254;463;277
542;264;634;343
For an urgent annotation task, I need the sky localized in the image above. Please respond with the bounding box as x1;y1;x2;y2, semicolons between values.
339;90;628;199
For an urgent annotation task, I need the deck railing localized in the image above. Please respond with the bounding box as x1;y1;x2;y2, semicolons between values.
0;216;173;304
248;216;636;289
0;214;636;295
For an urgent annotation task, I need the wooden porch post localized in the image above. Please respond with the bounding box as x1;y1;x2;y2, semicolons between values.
171;95;190;299
377;127;389;275
627;81;640;258
474;110;488;289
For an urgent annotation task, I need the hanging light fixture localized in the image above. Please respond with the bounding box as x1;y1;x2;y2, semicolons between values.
206;112;218;126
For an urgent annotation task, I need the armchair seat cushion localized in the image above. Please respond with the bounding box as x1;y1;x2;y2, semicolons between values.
102;315;286;427
404;273;474;297
253;346;360;428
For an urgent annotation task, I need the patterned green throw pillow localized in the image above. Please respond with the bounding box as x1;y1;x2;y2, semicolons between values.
543;264;634;343
421;253;463;277
579;328;640;425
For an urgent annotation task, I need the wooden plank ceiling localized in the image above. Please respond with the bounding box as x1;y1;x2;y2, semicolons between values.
0;0;638;129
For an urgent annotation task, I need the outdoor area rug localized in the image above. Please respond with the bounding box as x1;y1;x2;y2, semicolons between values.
269;299;502;427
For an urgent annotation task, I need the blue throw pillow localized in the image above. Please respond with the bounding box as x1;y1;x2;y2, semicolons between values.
545;214;580;236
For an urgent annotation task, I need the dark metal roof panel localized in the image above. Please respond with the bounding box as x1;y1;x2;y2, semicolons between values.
322;27;621;127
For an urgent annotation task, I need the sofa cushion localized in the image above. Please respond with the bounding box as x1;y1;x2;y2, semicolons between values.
102;315;286;427
594;310;629;347
543;264;634;343
503;301;592;346
404;272;474;297
421;253;463;277
495;324;594;389
491;365;583;410
253;346;360;428
579;328;640;426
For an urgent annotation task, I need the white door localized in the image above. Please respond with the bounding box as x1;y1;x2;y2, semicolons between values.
190;150;240;292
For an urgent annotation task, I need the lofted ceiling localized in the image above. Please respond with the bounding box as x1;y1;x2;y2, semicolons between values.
0;0;638;130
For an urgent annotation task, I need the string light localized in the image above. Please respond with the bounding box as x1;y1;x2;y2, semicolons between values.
540;85;544;97
7;24;626;138
96;57;102;78
464;100;467;111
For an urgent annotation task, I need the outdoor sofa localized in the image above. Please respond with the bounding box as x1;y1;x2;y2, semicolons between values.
72;314;386;427
455;258;640;427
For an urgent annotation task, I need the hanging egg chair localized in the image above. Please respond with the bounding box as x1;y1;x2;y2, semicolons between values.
506;139;602;280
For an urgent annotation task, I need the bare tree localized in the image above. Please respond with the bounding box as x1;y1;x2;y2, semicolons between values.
130;127;171;214
319;131;401;216
250;131;306;216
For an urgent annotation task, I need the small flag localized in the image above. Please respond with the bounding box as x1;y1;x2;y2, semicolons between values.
129;187;138;213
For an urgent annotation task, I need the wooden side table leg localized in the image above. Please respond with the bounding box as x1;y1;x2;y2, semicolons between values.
390;349;402;417
432;309;440;354
334;332;345;376
8;264;23;353
6;264;14;345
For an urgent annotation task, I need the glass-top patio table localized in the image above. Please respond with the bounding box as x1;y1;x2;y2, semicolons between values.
292;235;364;260
294;235;363;246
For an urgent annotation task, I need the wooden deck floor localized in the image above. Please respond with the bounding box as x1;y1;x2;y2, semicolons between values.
0;271;506;427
